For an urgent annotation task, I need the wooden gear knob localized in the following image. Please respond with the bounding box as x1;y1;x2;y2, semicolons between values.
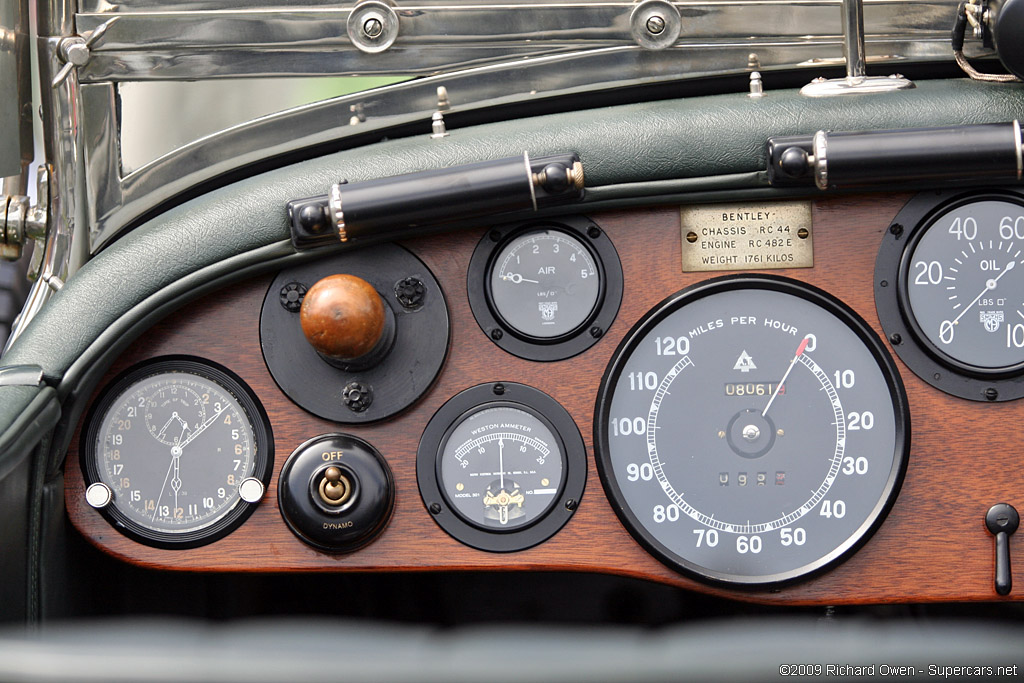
300;274;389;363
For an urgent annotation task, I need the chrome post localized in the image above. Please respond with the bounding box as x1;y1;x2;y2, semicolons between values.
841;0;866;80
800;0;915;96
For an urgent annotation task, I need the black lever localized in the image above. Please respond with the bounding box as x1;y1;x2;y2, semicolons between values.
985;503;1019;596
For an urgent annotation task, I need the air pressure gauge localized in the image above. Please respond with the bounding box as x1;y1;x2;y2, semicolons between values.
468;217;623;361
489;230;601;340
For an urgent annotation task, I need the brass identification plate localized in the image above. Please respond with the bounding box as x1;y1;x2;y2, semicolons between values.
680;201;813;272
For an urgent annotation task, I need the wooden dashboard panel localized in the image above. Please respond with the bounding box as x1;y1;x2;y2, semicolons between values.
65;194;1024;604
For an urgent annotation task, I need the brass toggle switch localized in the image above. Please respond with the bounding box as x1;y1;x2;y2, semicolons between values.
318;466;353;507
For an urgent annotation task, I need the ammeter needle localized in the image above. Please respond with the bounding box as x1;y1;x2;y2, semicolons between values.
762;336;810;417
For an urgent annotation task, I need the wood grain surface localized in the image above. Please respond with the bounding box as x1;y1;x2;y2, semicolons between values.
65;194;1024;604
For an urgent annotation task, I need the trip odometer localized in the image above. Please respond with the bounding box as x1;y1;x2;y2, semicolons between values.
596;276;908;585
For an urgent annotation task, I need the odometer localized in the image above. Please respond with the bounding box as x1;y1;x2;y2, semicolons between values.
596;276;909;585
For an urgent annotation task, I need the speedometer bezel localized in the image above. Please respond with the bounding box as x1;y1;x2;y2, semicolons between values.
81;356;274;549
595;275;910;587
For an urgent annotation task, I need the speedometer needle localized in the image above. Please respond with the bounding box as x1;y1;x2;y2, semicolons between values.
762;335;811;417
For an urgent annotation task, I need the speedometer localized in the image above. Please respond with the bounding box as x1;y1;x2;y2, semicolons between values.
595;276;908;585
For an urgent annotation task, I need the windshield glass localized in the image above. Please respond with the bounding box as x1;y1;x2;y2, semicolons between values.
73;0;972;250
118;77;408;173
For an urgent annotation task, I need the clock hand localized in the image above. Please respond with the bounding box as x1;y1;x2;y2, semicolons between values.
177;403;229;451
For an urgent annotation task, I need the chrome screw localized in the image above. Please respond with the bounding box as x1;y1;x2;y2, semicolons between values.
362;17;384;39
646;15;666;35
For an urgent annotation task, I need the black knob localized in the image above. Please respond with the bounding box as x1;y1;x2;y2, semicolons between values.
778;147;810;178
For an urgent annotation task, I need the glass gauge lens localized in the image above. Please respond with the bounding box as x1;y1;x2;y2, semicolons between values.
596;277;908;585
439;404;565;530
903;199;1024;372
83;358;272;548
489;229;600;339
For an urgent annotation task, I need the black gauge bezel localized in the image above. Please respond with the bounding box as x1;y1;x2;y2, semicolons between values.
875;188;1024;401
81;356;274;549
595;275;910;587
417;382;587;552
468;216;623;361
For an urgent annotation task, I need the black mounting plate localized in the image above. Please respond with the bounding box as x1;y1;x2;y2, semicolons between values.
260;244;449;423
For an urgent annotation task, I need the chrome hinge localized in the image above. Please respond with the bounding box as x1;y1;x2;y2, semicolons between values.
2;167;49;262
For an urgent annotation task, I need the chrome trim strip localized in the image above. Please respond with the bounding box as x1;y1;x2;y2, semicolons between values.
0;365;45;388
524;151;537;212
812;130;828;191
74;1;957;82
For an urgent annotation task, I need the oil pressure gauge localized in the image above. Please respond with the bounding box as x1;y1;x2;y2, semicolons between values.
417;383;586;552
876;189;1024;400
468;217;622;361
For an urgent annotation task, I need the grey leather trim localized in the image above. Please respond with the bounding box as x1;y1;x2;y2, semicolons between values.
0;617;1020;682
0;388;58;480
0;387;59;624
